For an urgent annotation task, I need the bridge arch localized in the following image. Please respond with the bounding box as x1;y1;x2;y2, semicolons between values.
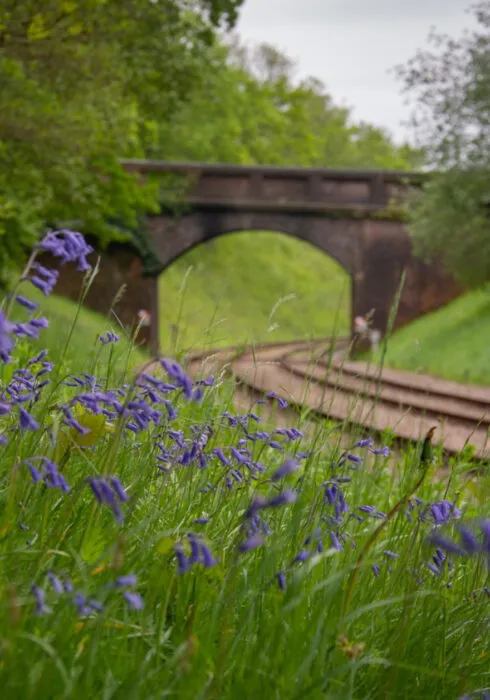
147;211;361;277
157;226;353;350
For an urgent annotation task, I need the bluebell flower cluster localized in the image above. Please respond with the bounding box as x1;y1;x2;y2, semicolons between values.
88;476;128;523
26;457;70;493
174;533;217;573
31;570;144;616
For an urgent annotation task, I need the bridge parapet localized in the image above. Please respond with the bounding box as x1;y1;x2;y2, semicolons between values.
121;160;424;216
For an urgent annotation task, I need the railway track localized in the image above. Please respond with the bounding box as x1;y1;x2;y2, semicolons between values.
185;339;490;459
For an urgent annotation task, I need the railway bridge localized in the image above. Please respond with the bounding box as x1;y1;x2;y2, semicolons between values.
46;160;460;351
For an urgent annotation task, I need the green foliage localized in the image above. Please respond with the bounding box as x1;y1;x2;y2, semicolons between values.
373;285;490;385
396;2;490;286
159;39;423;169
0;0;243;280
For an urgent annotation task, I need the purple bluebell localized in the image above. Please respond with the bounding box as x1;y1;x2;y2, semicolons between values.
427;562;441;576
195;375;215;387
213;448;230;466
428;533;466;556
28;350;48;365
294;550;311;563
46;571;64;594
123;591;144;610
15;295;39;312
354;438;374;448
192;517;210;525
372;565;381;577
330;531;343;552
28;263;59;296
115;574;138;588
267;441;282;450
430;500;461;525
37;230;93;271
73;593;93;616
175;546;190;574
110;477;128;503
99;332;120;344
0;310;15;363
267;491;297;509
88;476;127;523
265;392;288;409
200;542;217;568
277;571;286;591
25;458;70;492
271;458;299;481
239;534;264;552
31;584;51;615
383;550;399;559
346;453;363;465
18;407;39;431
371;446;390;457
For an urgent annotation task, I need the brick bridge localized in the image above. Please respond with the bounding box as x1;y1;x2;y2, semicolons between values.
47;160;460;352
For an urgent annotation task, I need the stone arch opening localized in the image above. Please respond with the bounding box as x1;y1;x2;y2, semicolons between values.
154;228;352;353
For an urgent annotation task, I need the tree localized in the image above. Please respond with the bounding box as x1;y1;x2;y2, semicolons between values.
395;1;490;287
159;38;422;170
0;0;244;281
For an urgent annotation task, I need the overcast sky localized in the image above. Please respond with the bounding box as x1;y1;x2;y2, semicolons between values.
237;0;477;144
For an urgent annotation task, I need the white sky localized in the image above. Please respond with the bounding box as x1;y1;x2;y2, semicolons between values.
237;0;477;144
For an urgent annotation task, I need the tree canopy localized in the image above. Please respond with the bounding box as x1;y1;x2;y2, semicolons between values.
0;1;420;281
395;1;490;287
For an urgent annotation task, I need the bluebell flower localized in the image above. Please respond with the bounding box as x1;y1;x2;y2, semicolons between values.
265;392;288;409
0;311;15;363
175;546;190;574
115;574;138;587
46;571;64;594
330;531;343;552
430;500;461;525
371;446;390;457
25;458;70;492
28;263;59;296
267;491;297;509
277;571;286;591
192;517;210;525
213;448;230;466
372;565;381;577
31;584;51;615
15;295;39;312
354;438;374;448
271;458;299;481
88;476;128;523
99;332;120;344
18;407;39;431
294;550;311;563
239;534;264;552
73;593;93;616
123;591;144;610
382;550;399;559
37;230;93;271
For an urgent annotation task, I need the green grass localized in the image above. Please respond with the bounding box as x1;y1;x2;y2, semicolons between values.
15;287;147;378
1;260;490;699
378;286;490;385
159;231;350;352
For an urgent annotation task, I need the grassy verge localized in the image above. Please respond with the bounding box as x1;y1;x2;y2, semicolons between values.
375;286;490;385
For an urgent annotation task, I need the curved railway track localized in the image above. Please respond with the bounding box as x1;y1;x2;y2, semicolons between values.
185;338;490;459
